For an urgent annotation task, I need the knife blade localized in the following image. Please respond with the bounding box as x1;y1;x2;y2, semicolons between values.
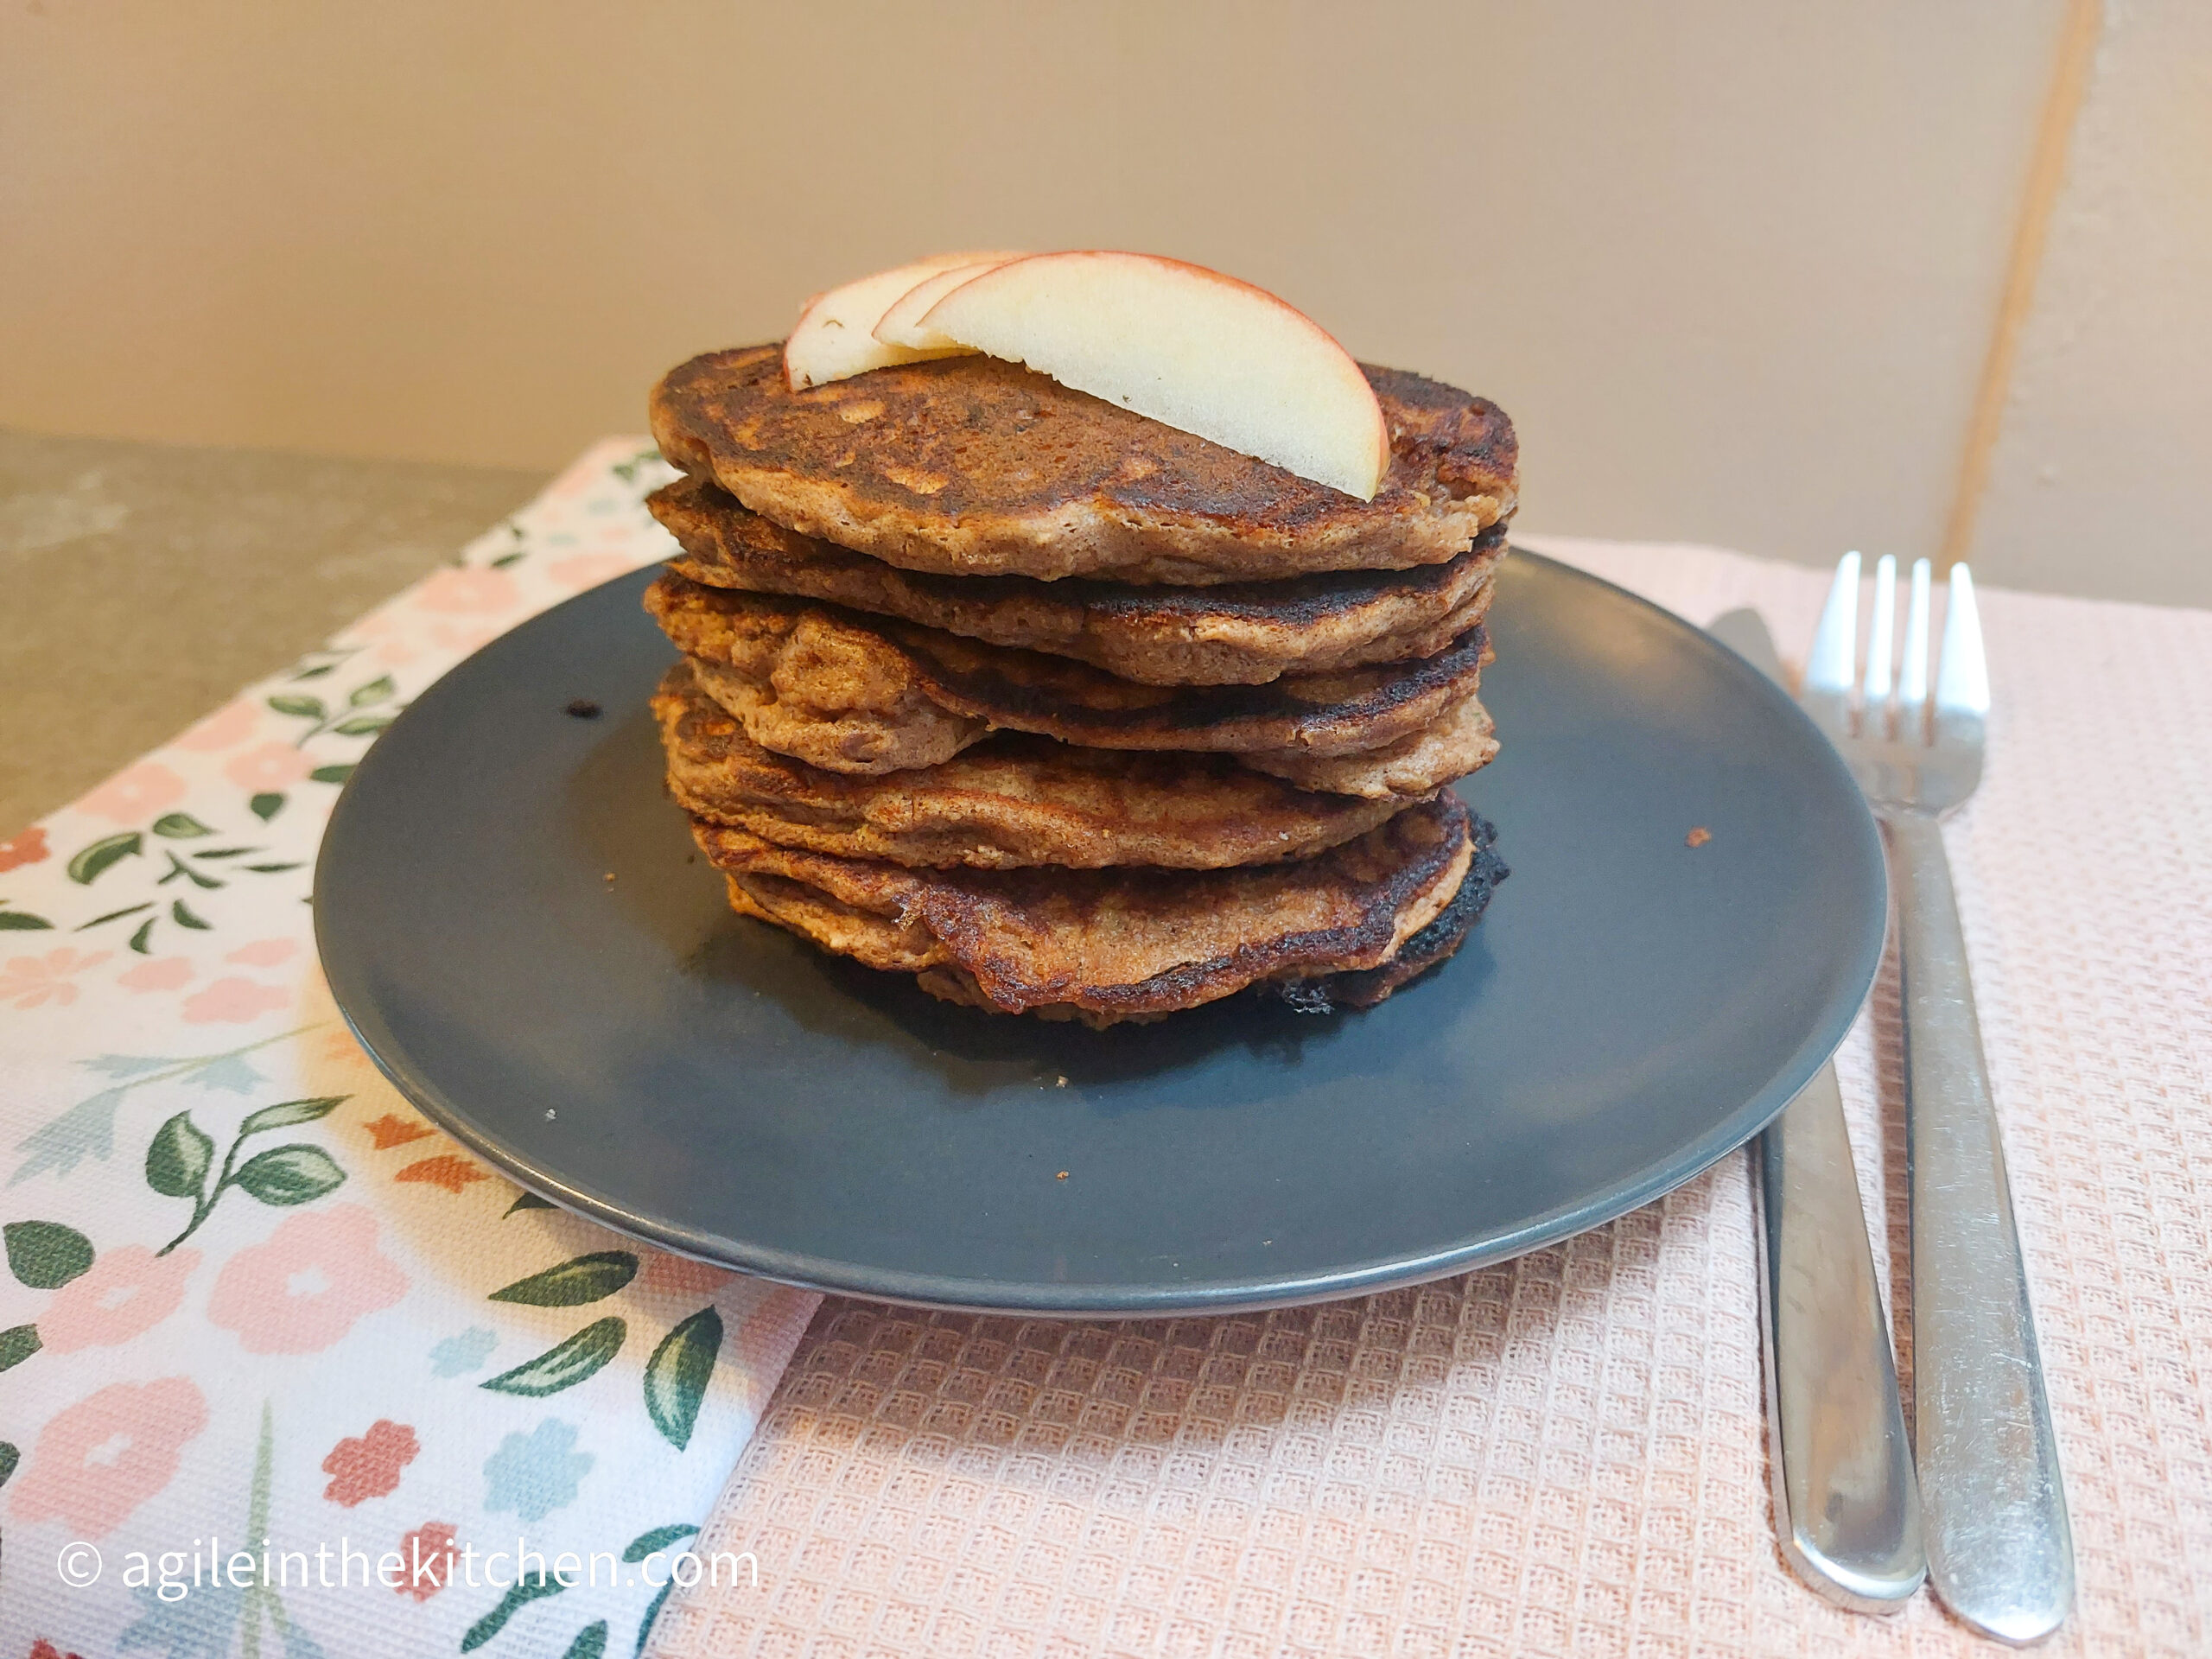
1710;606;1926;1612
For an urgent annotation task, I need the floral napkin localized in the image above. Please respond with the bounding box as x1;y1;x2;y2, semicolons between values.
0;440;820;1659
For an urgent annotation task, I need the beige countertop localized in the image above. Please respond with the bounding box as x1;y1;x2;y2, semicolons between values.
0;428;543;835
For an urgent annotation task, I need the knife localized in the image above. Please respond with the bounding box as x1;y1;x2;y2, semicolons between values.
1711;607;1926;1611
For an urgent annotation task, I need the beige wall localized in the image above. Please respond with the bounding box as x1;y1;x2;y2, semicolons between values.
3;2;2202;605
1973;0;2212;609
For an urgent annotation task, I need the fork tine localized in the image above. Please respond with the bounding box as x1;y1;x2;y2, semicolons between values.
1807;551;1861;696
1866;555;1897;719
1936;563;1991;717
1900;559;1932;715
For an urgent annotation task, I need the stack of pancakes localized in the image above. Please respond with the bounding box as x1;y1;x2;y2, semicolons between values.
642;345;1516;1025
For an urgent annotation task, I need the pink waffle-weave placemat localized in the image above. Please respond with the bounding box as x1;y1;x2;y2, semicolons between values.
652;539;2212;1659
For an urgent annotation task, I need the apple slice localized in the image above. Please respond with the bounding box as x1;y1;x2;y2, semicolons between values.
784;253;1007;391
916;251;1389;499
874;255;1024;350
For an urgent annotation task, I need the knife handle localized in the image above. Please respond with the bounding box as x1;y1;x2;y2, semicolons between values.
1891;810;2075;1643
1754;1064;1925;1610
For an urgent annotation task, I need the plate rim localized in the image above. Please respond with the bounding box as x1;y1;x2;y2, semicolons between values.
315;550;1888;1317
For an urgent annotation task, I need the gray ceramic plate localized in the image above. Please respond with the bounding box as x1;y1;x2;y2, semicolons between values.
315;553;1885;1315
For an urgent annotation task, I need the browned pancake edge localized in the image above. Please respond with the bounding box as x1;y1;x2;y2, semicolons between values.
645;573;1489;761
653;660;1408;869
697;792;1486;1022
651;474;1504;685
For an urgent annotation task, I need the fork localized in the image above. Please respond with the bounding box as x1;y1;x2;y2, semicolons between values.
1804;553;2075;1643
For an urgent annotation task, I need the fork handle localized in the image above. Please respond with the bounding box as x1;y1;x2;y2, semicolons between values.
1890;810;2075;1643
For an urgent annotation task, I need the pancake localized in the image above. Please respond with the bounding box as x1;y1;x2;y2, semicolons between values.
679;639;1497;799
652;475;1503;687
655;660;1405;869
650;346;1517;584
645;573;1489;764
694;792;1499;1024
1263;811;1507;1014
1239;692;1498;799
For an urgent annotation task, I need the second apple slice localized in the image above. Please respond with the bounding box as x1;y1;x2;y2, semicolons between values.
874;254;1025;351
917;251;1390;500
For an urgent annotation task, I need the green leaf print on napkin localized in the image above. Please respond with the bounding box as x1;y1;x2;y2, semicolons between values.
10;1030;313;1187
3;1219;96;1288
0;904;54;931
455;1520;696;1659
461;1571;569;1652
270;671;401;748
643;1307;722;1451
229;1145;346;1205
0;1440;17;1488
480;1318;627;1396
68;830;143;884
239;1096;346;1134
149;1096;350;1253
624;1522;700;1658
0;1324;40;1372
58;807;314;952
146;1111;215;1198
151;811;215;838
620;1525;697;1562
489;1251;639;1307
474;1246;725;1435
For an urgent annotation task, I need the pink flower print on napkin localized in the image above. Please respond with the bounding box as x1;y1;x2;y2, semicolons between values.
322;1419;420;1506
1;947;113;1010
181;977;290;1025
226;938;298;968
546;551;634;592
428;617;505;657
223;742;315;793
413;566;518;615
207;1204;408;1354
10;1377;209;1538
76;761;187;824
395;1521;459;1601
350;610;421;669
118;957;194;994
39;1245;200;1355
172;697;261;753
0;825;49;871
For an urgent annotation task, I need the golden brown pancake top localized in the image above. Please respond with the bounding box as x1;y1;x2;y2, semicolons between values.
650;346;1517;584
